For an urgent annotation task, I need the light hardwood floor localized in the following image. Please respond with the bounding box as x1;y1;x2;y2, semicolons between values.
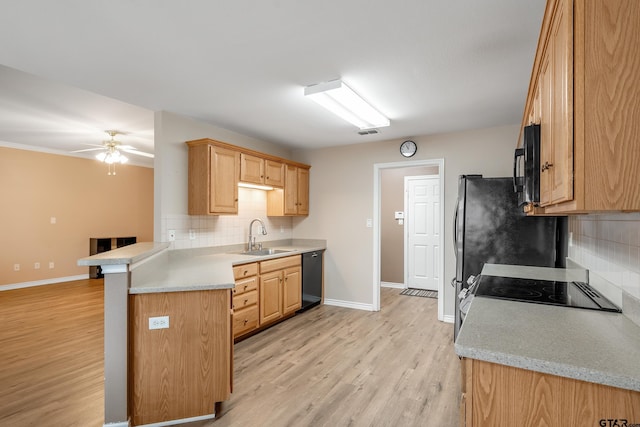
0;279;104;427
0;281;460;427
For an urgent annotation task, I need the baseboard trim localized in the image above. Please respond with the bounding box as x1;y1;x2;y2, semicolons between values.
381;281;405;289
323;298;374;311
442;314;454;324
0;274;90;292
103;421;130;427
135;412;215;427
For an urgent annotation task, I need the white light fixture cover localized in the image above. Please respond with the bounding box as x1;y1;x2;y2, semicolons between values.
304;80;390;129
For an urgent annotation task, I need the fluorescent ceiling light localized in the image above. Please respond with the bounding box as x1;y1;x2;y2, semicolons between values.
304;80;390;129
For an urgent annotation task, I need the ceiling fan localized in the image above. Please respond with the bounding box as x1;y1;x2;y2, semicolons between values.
71;130;154;175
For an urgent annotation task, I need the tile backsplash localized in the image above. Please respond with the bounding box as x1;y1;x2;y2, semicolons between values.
160;187;293;249
568;213;640;302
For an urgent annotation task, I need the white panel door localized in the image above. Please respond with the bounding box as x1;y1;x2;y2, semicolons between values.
406;176;440;290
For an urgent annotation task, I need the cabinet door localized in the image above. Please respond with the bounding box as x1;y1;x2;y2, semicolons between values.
284;164;299;215
264;160;285;187
240;153;264;185
210;146;239;214
296;168;309;216
282;266;301;315
549;0;573;204
539;0;573;207
259;271;282;325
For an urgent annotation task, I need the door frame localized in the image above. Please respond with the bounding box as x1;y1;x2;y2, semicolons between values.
373;158;445;321
404;174;440;291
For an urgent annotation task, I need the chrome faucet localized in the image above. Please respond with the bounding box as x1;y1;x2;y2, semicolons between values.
248;218;267;251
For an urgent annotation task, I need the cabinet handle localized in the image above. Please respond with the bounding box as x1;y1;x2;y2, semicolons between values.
541;161;554;172
243;319;248;325
244;298;249;304
244;285;248;291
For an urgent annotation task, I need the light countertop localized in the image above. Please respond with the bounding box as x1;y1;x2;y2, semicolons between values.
455;263;640;392
78;240;326;294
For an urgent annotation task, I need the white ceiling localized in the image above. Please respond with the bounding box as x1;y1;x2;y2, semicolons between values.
0;1;546;167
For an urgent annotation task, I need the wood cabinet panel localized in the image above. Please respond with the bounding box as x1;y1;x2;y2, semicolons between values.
260;255;301;274
259;271;282;325
209;147;239;214
129;289;231;426
240;153;264;185
267;165;310;216
233;305;259;337
282;265;301;315
233;263;258;281
462;358;640;426
264;160;285;187
582;0;640;210
187;142;239;215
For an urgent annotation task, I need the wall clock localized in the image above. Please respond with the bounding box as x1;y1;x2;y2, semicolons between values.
400;140;417;157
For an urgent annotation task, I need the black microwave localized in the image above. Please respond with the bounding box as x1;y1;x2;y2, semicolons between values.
513;124;541;207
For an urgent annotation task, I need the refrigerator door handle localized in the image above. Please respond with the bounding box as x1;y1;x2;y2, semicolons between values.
453;198;459;261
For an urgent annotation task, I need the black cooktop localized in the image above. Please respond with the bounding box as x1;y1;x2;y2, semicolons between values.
474;275;621;312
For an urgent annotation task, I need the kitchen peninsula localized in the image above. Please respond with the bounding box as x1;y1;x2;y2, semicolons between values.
78;239;326;427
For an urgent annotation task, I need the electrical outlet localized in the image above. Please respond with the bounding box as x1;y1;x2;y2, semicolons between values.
149;316;169;330
34;262;40;269
49;261;55;269
50;217;56;224
189;229;196;240
168;229;176;241
14;264;20;271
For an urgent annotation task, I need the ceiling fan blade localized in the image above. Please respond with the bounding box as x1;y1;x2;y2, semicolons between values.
71;148;104;153
121;148;154;158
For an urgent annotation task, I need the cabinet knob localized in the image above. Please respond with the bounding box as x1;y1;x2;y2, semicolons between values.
541;161;554;172
243;319;248;325
244;298;249;304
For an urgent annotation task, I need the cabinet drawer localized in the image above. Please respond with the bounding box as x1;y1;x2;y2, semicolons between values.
234;276;258;295
233;290;257;309
260;255;301;274
233;263;258;280
233;305;259;337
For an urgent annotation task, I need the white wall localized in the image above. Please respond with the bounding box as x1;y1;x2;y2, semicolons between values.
292;124;519;318
153;111;294;248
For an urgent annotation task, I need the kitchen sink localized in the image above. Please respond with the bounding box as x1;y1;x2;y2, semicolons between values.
238;248;291;256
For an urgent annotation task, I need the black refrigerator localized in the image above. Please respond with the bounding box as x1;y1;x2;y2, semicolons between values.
453;175;566;340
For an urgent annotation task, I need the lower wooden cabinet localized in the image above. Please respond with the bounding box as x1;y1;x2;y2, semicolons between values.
233;255;302;339
129;289;232;426
461;358;640;427
259;255;301;326
232;263;259;339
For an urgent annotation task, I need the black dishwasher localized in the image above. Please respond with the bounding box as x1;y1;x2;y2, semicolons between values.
299;250;324;312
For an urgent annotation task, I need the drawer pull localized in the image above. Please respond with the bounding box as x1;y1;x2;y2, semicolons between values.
244;299;249;304
243;319;248;325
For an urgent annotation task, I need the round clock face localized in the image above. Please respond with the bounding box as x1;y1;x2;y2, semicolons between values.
400;140;417;157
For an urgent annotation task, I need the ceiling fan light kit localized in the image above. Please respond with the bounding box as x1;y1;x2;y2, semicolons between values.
70;129;154;175
304;80;390;130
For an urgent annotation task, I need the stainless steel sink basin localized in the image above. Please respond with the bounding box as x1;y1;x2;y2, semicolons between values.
239;248;290;256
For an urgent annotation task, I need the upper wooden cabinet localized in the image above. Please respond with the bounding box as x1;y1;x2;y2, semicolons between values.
240;153;265;185
186;138;310;216
187;142;239;215
240;154;286;188
264;159;285;187
267;165;309;216
520;0;640;213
